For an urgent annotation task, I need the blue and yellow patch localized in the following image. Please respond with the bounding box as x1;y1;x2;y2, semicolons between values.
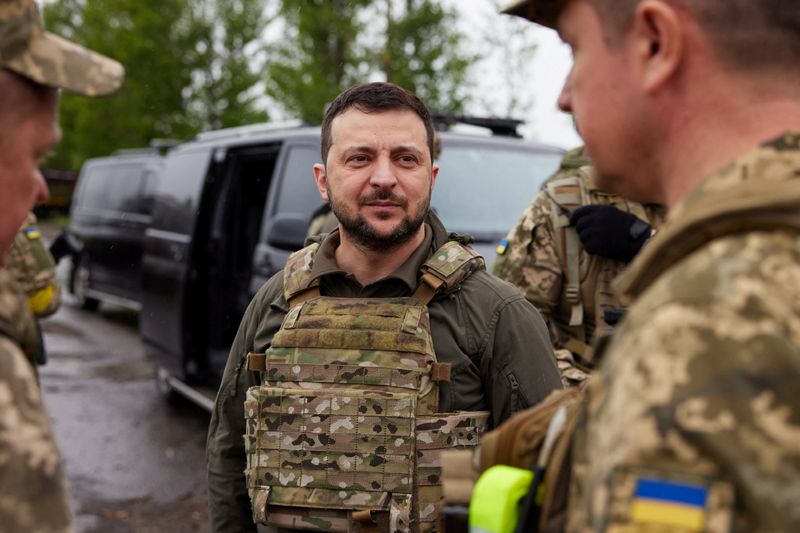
24;226;41;240
629;477;708;531
496;239;509;256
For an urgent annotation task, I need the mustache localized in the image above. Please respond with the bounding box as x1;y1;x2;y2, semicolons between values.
359;189;407;206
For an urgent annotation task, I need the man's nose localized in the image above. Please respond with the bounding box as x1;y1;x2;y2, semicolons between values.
369;155;397;188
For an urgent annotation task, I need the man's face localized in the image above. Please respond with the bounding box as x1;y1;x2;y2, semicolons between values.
557;1;650;199
313;108;438;251
0;87;58;263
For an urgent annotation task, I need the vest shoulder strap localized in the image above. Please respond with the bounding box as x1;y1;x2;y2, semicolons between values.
283;243;321;307
545;171;592;327
413;240;485;304
284;240;484;307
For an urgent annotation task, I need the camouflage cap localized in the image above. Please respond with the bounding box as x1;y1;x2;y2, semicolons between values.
0;0;124;96
500;0;566;29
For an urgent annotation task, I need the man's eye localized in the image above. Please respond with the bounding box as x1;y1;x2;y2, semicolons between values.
349;155;368;163
398;155;417;164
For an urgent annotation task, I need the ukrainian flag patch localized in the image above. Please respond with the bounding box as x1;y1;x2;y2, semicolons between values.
24;226;41;240
629;477;708;531
496;239;509;255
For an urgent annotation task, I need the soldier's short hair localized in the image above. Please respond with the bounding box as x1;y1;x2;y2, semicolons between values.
320;82;435;164
588;0;800;73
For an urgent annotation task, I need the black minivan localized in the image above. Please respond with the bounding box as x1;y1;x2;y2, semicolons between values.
137;122;563;408
67;148;165;310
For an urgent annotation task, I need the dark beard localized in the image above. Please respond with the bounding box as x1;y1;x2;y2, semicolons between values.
330;188;429;251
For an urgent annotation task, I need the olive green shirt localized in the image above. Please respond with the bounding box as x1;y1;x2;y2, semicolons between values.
206;215;562;533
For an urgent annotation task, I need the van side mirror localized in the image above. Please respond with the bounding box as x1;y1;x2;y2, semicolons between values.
266;214;309;251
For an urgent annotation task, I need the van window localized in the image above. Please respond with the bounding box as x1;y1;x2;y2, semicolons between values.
274;146;322;217
109;164;146;212
153;149;212;234
77;166;108;209
432;144;561;238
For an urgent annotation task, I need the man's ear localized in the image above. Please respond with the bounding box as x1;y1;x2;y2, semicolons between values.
313;163;330;202
430;164;439;192
631;0;684;93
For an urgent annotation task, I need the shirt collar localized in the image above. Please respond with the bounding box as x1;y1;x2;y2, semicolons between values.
309;224;434;292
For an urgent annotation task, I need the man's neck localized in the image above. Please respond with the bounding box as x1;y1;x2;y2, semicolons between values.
659;84;800;210
335;226;427;286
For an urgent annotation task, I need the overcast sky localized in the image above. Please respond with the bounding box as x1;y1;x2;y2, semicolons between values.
449;1;583;149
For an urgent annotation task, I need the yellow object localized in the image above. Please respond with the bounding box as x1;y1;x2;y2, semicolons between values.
27;284;56;316
630;500;705;531
469;465;533;533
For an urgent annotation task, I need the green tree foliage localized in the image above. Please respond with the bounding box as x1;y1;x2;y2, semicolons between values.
266;0;473;123
43;0;268;170
265;0;371;124
380;0;473;114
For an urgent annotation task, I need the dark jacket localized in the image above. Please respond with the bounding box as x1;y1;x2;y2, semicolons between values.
206;212;561;532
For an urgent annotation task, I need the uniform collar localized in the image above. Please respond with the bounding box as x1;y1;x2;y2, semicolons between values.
309;224;434;292
615;131;800;303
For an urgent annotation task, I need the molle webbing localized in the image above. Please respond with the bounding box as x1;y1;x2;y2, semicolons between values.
245;295;489;532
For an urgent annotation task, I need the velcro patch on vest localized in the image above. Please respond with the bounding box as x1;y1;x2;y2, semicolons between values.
606;468;735;533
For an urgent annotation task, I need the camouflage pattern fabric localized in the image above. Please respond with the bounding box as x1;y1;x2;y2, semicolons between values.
245;242;490;532
6;212;61;318
306;208;338;239
0;0;123;96
493;148;663;386
0;269;72;532
0;267;41;366
567;132;800;532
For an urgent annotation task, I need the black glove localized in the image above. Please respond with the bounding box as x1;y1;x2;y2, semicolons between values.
569;204;651;263
49;229;82;263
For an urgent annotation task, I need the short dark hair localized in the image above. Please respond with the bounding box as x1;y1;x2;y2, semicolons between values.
588;0;800;73
320;82;435;164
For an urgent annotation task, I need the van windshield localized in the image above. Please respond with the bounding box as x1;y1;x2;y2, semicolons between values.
432;142;562;240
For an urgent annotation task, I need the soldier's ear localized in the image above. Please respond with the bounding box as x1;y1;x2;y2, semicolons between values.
631;0;684;94
313;163;330;202
430;164;439;191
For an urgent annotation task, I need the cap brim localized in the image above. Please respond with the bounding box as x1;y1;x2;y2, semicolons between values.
500;0;563;29
5;30;124;96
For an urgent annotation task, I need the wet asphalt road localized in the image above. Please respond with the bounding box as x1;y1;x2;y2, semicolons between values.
39;293;212;533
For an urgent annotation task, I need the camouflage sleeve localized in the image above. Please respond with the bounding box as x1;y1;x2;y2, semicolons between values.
0;337;72;532
492;194;563;321
7;213;60;318
571;234;800;532
206;274;286;533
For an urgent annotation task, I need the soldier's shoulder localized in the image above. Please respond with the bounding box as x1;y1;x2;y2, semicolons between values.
618;230;800;363
252;270;287;308
461;267;526;305
0;271;27;330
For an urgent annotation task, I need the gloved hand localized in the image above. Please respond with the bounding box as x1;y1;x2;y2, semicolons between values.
569;204;651;263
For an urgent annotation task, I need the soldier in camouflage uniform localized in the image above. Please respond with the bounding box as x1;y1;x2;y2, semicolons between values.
207;82;562;533
493;147;663;385
0;0;123;530
504;0;800;530
7;211;61;318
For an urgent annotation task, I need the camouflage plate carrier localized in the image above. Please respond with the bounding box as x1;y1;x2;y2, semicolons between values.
244;240;491;533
